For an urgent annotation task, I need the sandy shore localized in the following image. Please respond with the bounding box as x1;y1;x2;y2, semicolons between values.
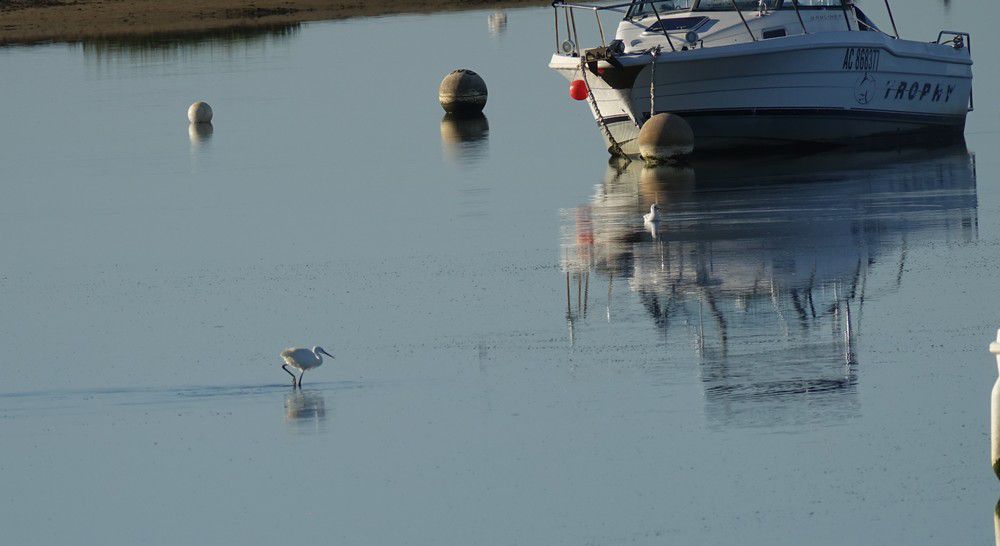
0;0;550;45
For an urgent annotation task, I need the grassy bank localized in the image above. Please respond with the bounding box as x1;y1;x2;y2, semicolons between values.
0;0;550;45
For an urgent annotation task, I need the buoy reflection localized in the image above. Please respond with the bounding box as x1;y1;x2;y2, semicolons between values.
994;497;1000;546
188;122;214;146
440;113;489;165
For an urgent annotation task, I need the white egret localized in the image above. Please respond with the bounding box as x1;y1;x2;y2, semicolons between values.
643;203;662;224
280;346;334;387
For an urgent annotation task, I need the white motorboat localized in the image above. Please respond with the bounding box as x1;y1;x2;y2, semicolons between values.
549;0;973;155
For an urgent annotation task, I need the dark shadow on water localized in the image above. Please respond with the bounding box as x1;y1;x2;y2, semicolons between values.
81;24;299;62
562;143;978;427
684;131;967;161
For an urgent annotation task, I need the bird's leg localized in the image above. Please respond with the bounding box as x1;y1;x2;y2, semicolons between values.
282;365;297;386
297;371;305;388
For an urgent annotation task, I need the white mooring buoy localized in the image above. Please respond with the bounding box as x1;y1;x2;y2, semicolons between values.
438;69;488;115
637;113;694;164
990;330;1000;478
187;101;213;124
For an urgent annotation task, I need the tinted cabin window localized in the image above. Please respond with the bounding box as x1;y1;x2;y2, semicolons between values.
690;0;845;9
695;0;779;10
762;28;787;39
646;16;709;33
788;0;844;6
777;0;847;7
629;1;694;17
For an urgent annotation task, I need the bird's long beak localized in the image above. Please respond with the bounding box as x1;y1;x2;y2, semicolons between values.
321;349;335;358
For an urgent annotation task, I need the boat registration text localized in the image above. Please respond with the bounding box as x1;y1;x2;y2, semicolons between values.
842;48;880;71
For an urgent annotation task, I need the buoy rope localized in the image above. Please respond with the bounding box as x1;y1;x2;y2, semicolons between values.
649;46;660;118
578;56;628;159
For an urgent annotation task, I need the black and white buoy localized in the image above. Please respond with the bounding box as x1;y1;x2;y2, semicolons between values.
438;69;488;115
637;113;694;164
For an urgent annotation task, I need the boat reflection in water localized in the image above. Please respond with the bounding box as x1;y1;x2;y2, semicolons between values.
440;113;490;165
284;390;328;433
561;145;977;427
488;11;508;37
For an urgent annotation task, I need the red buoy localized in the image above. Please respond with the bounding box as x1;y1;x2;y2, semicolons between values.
569;79;588;101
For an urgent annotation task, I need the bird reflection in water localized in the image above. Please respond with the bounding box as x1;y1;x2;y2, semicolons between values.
284;390;327;433
561;145;978;426
440;113;489;165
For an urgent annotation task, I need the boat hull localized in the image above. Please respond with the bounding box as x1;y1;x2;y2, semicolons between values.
551;32;972;154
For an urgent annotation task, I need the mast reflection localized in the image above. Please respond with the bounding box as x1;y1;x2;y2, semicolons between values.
561;145;978;426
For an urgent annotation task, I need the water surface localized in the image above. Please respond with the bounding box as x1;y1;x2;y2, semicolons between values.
2;2;1000;544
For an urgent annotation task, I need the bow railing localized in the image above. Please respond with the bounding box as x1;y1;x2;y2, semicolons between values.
552;1;685;56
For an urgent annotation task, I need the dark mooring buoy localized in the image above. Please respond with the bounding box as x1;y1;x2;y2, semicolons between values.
638;113;694;163
438;69;488;115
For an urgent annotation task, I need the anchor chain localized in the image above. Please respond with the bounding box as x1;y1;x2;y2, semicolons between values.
578;56;628;159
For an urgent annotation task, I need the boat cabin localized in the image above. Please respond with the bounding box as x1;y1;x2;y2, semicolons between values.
617;0;884;53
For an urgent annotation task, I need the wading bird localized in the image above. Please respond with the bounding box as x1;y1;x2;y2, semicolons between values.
280;346;334;387
643;204;662;224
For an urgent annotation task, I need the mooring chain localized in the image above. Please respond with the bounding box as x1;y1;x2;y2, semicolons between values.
578;56;628;159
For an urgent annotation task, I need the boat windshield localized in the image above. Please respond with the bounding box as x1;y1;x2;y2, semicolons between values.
629;0;846;17
692;0;779;10
629;1;695;17
776;0;847;6
689;0;846;10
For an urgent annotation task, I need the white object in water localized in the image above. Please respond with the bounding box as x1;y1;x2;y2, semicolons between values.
188;101;213;124
643;203;661;224
281;346;334;387
990;330;1000;478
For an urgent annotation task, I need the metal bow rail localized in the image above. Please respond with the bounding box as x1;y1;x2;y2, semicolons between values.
552;1;680;55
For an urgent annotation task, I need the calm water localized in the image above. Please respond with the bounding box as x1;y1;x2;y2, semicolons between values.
2;2;1000;544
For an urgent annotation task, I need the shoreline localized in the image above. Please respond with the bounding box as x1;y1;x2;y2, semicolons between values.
0;0;550;46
